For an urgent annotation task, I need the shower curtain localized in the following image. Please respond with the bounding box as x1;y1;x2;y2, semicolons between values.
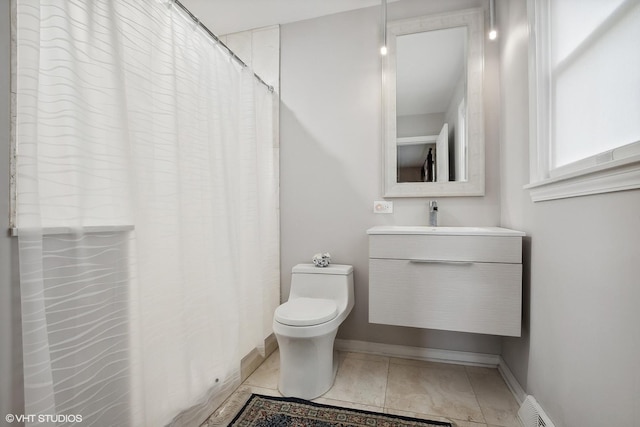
15;0;279;426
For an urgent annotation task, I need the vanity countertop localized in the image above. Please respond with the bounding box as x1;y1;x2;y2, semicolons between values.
366;225;525;237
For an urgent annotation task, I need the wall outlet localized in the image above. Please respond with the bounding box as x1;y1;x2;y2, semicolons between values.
373;201;393;214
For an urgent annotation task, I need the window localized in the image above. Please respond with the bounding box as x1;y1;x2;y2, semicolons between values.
526;0;640;201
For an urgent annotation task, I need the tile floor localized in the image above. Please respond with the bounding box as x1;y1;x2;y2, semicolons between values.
214;350;522;427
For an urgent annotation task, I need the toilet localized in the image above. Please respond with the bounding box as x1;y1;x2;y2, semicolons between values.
273;263;354;399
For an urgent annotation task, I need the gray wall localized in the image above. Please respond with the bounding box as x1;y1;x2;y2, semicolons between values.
497;1;640;426
280;0;505;353
1;1;24;425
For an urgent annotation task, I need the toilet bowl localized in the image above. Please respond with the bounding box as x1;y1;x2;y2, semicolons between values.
273;263;354;399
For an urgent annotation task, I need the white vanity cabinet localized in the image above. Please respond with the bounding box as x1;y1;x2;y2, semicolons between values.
367;226;525;337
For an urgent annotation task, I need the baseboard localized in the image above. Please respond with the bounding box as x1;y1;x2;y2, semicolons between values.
252;336;527;408
240;333;278;382
334;339;500;367
497;356;527;405
335;339;527;407
265;333;278;355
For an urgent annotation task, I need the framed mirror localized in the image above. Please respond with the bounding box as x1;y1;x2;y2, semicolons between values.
383;8;485;197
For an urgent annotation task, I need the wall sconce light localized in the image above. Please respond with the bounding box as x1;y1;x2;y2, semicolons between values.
488;0;497;40
381;0;388;55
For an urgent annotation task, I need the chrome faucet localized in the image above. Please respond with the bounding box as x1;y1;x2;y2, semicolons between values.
428;200;438;226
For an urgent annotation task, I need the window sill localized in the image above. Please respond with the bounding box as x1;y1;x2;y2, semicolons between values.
524;154;640;202
10;225;135;237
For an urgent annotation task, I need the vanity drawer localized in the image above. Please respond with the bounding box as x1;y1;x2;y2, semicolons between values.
369;258;522;336
369;234;522;263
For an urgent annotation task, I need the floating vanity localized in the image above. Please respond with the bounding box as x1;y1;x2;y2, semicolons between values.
367;226;525;337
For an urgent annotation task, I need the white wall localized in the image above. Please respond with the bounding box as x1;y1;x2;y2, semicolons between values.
1;1;24;425
280;0;505;353
497;1;640;426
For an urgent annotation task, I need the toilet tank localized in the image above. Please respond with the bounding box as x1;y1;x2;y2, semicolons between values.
289;264;354;310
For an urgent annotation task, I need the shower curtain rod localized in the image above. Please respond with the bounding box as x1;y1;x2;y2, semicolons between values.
172;0;275;93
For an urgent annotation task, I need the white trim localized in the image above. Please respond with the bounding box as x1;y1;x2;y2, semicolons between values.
241;333;278;382
524;154;640;202
383;8;485;197
498;356;527;405
549;140;640;178
334;339;500;367
527;0;551;185
526;0;640;202
9;0;17;230
396;135;438;146
10;224;135;237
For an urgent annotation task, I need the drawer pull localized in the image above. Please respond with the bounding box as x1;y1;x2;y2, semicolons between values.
409;259;473;266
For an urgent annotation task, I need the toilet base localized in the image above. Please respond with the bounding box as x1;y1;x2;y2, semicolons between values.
275;329;339;400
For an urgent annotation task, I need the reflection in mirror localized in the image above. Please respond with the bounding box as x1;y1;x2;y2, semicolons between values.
396;27;467;183
383;8;484;197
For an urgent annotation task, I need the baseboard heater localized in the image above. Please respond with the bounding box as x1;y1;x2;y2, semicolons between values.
518;395;555;427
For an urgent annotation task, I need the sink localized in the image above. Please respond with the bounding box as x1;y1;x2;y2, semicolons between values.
366;225;525;237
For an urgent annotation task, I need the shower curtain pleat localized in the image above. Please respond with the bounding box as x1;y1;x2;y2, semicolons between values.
15;1;279;426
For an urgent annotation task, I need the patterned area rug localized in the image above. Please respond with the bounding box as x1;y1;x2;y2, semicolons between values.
228;394;452;427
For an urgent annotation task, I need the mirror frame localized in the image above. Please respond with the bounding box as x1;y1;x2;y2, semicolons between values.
383;8;485;197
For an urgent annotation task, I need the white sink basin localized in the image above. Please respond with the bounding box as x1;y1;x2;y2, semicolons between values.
366;225;525;237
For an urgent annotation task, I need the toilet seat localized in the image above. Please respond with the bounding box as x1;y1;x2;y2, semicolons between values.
275;298;338;326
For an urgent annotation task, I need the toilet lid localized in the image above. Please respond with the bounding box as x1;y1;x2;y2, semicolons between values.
275;298;338;326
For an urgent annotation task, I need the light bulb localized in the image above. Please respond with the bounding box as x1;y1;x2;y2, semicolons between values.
380;45;388;55
489;29;497;40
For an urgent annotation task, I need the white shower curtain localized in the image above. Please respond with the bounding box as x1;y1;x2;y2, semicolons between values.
15;1;279;426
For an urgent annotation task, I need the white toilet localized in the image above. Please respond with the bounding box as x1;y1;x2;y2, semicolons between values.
273;263;354;399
